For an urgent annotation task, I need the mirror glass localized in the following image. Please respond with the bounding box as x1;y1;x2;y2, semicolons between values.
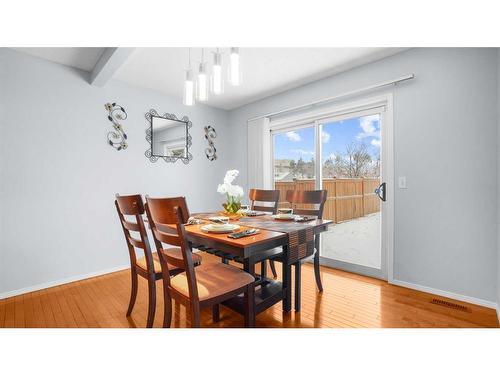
151;116;188;158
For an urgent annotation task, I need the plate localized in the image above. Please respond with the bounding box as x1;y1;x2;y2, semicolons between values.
208;216;229;222
201;224;240;233
271;214;297;221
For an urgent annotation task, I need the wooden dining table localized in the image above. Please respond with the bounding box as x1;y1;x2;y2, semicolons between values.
183;213;332;322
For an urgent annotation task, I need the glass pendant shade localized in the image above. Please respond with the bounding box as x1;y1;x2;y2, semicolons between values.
197;62;209;102
211;50;224;95
183;69;195;106
228;47;241;86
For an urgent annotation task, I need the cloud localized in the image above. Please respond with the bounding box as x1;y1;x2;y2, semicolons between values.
371;139;381;147
357;115;380;140
321;130;331;143
291;149;314;157
285;131;301;142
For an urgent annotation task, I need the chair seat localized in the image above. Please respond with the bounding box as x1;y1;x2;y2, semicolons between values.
170;262;254;301
137;248;202;273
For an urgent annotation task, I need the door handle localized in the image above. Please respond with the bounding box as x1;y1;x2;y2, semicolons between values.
375;182;386;202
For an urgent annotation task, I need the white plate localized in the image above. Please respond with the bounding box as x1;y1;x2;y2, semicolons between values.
201;224;240;233
271;214;297;221
208;216;229;222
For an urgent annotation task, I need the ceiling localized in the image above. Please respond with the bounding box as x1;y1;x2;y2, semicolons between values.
12;47;106;72
12;47;406;110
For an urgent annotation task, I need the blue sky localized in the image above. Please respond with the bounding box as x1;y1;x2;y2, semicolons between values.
273;115;381;162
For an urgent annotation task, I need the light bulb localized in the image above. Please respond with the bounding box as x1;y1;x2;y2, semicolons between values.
229;47;240;86
183;69;195;106
211;49;224;95
197;62;208;102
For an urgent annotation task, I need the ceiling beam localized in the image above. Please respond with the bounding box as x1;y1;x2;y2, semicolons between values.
89;47;135;86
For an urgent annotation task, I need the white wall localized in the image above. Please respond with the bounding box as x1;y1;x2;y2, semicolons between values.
229;48;499;304
497;48;500;316
0;48;231;295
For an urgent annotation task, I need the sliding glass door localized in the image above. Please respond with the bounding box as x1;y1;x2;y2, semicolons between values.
272;125;318;209
271;106;389;280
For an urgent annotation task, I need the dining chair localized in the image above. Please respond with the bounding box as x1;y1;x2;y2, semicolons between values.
114;194;201;328
145;196;256;328
248;189;280;278
268;189;327;310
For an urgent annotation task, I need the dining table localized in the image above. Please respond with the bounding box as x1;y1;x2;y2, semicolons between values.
183;212;332;323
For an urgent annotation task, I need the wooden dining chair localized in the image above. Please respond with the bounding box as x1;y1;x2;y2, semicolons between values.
114;194;201;328
145;196;256;328
248;189;280;278
268;189;327;310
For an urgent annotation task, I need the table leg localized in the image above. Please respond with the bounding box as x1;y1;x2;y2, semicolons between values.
243;257;256;326
294;262;301;312
260;260;267;279
282;246;291;312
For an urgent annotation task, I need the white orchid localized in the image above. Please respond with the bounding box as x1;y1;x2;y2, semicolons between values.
227;184;244;198
223;169;239;185
218;170;244;214
217;183;229;194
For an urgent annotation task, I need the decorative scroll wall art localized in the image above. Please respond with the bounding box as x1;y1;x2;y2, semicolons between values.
145;109;193;164
105;103;128;151
204;125;217;161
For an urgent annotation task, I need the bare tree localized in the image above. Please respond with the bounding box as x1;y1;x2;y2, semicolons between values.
344;142;372;177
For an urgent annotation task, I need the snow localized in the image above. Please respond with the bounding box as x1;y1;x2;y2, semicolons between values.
321;212;381;269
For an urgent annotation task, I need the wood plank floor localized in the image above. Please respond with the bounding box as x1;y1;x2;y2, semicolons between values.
0;253;498;328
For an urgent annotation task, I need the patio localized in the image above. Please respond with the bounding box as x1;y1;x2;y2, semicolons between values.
320;212;381;269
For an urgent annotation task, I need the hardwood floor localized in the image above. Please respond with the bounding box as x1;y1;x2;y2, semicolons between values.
0;252;498;328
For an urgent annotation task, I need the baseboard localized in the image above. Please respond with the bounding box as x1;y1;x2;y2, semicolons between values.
0;264;130;300
390;278;498;310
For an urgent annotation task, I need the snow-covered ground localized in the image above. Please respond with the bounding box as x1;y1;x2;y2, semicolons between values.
321;212;381;269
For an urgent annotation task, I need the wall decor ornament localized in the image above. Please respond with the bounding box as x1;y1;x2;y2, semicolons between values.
145;109;193;164
105;103;128;151
204;125;217;161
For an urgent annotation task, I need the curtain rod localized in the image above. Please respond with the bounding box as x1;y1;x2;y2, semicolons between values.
248;74;414;121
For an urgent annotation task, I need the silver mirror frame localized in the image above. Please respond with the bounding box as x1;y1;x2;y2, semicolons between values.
145;109;193;164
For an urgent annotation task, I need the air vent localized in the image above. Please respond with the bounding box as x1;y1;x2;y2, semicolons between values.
430;298;469;312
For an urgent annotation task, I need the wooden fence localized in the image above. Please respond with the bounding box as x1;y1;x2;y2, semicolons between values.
275;177;380;223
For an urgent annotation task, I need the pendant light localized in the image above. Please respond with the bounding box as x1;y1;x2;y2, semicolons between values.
183;48;195;106
211;48;224;95
196;48;208;102
228;47;241;86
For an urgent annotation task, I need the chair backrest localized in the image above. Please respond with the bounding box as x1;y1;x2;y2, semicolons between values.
115;194;156;274
285;190;328;219
144;196;200;301
248;189;280;214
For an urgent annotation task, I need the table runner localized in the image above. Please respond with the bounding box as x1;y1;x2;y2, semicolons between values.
237;217;315;265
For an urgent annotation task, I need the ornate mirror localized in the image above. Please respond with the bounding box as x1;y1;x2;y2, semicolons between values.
145;109;193;164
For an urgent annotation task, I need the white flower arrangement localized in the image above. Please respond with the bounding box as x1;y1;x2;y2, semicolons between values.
218;169;244;213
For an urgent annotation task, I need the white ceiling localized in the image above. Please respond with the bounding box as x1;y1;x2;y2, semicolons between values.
12;47;105;72
115;48;406;110
11;47;406;110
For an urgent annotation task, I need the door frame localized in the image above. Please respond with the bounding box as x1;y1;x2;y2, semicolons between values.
268;93;394;281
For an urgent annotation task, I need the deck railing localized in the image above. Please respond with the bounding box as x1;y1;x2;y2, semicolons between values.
275;177;380;223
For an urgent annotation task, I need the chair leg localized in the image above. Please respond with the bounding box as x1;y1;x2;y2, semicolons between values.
126;269;138;316
294;262;301;312
313;249;323;292
162;284;172;328
212;304;220;323
269;260;278;278
244;283;255;328
146;279;156;328
191;306;201;328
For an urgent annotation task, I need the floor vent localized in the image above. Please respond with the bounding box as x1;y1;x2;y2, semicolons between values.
431;298;468;312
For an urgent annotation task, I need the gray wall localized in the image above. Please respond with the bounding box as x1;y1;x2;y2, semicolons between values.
229;48;499;303
498;48;500;313
0;48;230;294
